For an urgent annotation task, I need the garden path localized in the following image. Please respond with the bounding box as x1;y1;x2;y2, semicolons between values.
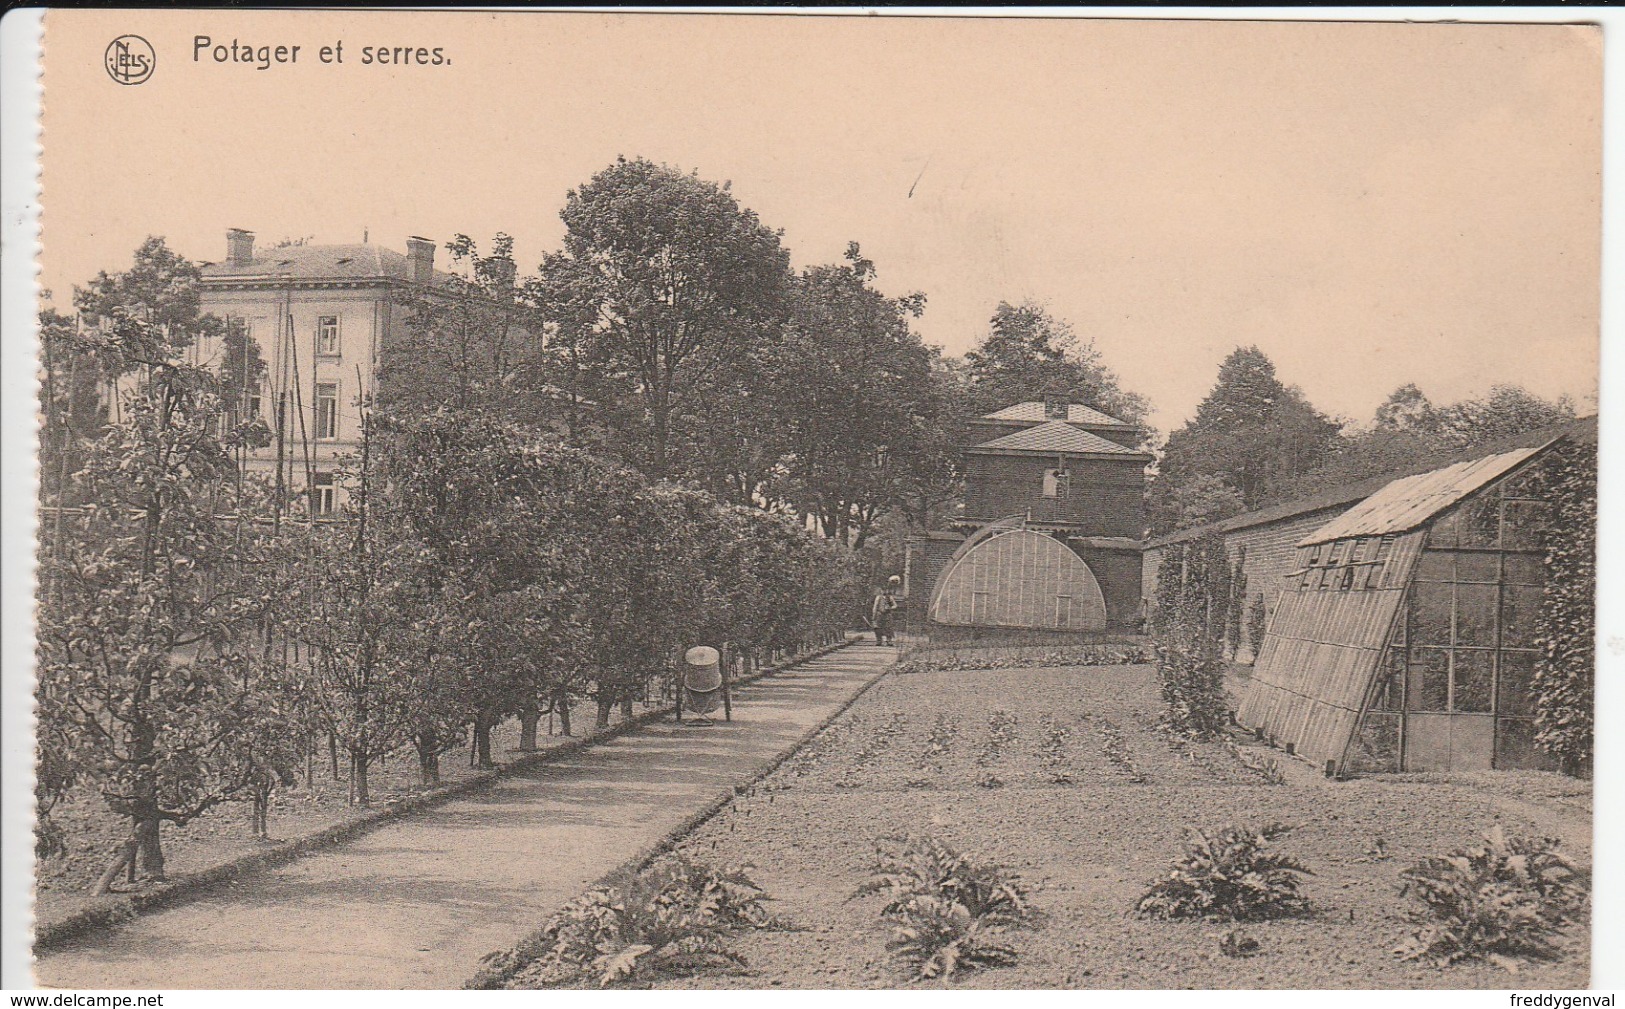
33;642;895;990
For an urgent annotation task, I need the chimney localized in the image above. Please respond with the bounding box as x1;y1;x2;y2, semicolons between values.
226;228;255;266
1043;396;1068;421
405;236;435;284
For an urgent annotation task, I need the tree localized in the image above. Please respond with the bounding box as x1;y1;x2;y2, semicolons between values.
286;409;418;805
1373;383;1440;435
1152;346;1342;530
37;239;283;881
1277;383;1580;503
382;234;556;429
768;244;952;547
963;300;1151;435
539;157;791;479
1165;474;1246;531
1438;384;1576;448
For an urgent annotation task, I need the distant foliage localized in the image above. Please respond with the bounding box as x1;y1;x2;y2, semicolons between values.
855;833;1031;980
962;300;1152;438
1137;823;1312;922
503;856;774;988
1151;346;1342;530
1396;827;1585;970
1151;536;1231;739
1533;438;1596;776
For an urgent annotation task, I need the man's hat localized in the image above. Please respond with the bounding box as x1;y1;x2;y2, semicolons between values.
888;575;901;585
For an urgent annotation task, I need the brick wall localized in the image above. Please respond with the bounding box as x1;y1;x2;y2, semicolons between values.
1142;505;1351;616
963;454;1145;537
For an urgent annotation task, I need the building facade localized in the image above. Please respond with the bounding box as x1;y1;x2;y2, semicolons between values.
192;229;448;515
906;399;1151;635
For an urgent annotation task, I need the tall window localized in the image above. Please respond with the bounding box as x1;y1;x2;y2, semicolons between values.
313;472;335;517
315;382;339;440
316;315;340;356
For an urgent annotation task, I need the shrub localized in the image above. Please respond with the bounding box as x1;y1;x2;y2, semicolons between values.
1137;823;1312;922
505;856;773;988
854;833;1031;979
1396;826;1585;970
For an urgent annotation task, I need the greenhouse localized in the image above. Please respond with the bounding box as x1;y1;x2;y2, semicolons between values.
927;519;1109;633
1239;442;1562;774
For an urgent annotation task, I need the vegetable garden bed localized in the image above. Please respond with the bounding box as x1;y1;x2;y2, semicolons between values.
609;663;1590;989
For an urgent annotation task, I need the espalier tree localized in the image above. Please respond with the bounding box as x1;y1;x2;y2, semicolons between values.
36;239;293;884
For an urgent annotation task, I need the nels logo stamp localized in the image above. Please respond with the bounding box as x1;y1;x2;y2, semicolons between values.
105;34;155;85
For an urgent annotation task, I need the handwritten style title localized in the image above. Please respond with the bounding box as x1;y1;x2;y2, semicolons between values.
193;36;451;70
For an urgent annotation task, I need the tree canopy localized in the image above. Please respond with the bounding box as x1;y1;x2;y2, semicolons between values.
962;300;1151;436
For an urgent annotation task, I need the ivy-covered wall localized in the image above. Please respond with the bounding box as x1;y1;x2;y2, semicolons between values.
1533;437;1597;776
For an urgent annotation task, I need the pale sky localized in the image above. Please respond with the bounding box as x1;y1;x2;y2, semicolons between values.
39;11;1601;434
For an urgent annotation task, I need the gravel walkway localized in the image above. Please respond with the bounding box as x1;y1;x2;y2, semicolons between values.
33;643;895;990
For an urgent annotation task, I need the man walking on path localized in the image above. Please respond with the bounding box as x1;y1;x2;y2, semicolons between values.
871;575;901;646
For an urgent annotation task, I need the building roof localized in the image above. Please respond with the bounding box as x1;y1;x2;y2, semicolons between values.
200;244;454;285
1297;446;1545;547
969;420;1151;458
982;402;1132;428
1145;415;1597;550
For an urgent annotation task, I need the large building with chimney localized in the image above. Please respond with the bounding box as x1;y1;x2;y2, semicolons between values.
905;399;1152;636
192;229;449;515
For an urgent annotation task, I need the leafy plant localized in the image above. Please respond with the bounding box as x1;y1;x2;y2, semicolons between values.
1037;716;1072;784
975;710;1019;767
854;833;1031;980
915;713;958;772
1082;713;1147;783
506;856;773;988
1226;740;1287;785
1396;826;1585;970
1137;823;1312;922
1219;928;1262;958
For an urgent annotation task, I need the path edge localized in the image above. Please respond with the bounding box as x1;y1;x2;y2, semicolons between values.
32;638;855;956
464;643;896;990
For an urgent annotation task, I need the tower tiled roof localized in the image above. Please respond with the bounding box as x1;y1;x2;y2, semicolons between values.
982;402;1131;427
970;420;1149;458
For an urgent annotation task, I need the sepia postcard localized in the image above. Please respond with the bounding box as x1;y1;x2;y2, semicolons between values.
1;7;1614;999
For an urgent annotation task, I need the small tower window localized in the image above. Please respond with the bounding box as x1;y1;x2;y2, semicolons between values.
1042;468;1071;499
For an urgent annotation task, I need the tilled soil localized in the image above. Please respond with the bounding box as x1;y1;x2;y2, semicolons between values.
659;665;1592;989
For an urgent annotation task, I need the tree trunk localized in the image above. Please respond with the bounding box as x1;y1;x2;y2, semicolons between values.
596;696;613;729
252;780;271;839
473;719;494;770
93;837;138;896
518;705;541;751
620;693;634;720
416;733;441;787
134;808;165;881
329;731;340;780
350;751;370;807
555;691;573;737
